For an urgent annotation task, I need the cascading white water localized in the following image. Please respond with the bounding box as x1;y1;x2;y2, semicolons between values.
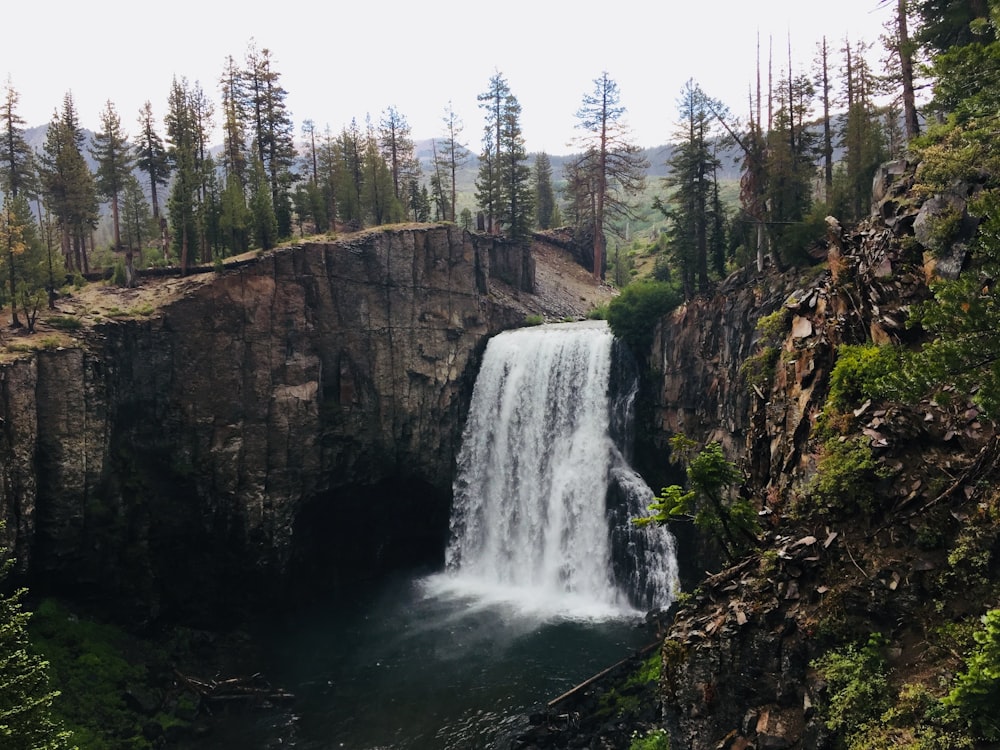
432;320;677;619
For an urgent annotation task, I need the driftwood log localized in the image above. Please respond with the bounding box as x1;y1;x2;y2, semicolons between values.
174;670;295;711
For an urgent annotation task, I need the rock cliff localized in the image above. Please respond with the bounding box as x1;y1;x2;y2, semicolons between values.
0;224;559;621
641;161;998;750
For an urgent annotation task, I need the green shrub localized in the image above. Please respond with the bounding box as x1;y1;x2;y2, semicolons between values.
755;307;792;342
740;346;780;391
805;437;890;516
942;608;1000;741
606;279;682;354
523;314;544;327
110;261;127;287
629;727;670;750
47;315;82;331
586;303;608;320
827;344;902;411
812;634;890;738
29;599;159;748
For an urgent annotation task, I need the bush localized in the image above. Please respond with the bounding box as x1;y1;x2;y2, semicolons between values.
523;314;544;327
812;634;890;738
805;437;890;516
942;608;1000;741
827;344;902;411
629;728;670;750
47;316;82;331
606;279;682;354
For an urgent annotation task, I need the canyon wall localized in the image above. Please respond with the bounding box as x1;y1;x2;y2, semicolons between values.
0;225;533;621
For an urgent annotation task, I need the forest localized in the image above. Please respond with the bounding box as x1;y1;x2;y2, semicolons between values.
5;0;1000;746
0;1;908;328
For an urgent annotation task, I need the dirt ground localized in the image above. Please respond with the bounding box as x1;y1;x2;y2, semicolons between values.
0;229;616;360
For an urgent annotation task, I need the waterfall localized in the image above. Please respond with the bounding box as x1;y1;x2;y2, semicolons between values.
433;320;677;619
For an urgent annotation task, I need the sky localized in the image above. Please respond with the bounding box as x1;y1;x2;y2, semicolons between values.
5;0;893;155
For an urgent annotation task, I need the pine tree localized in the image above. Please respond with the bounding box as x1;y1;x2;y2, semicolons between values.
90;101;136;285
244;42;296;238
571;71;648;281
0;528;72;750
249;155;278;249
38;93;98;275
476;71;509;234
133;101;169;221
165;77;200;272
534;152;557;229
0;79;37;200
497;90;534;241
437;101;470;222
316;125;340;232
120;173;154;265
835;38;888;221
378;106;419;216
361;117;402;225
657;80;715;296
336;119;364;227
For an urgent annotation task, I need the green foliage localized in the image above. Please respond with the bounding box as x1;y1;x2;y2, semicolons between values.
812;634;890;740
0;530;73;749
890;191;1000;418
522;314;544;326
28;599;156;748
827;344;903;411
942;608;1000;740
110;260;127;287
755;307;791;342
638;437;758;562
47;316;82;331
606;279;682;354
585;303;608;320
740;346;780;391
629;728;670;750
805;437;889;516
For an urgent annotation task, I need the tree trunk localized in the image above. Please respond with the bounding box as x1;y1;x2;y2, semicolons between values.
897;0;921;139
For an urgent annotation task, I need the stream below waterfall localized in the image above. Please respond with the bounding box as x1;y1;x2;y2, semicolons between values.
193;570;657;749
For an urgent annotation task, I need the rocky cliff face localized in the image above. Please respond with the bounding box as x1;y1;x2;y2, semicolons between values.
0;225;539;621
642;162;997;750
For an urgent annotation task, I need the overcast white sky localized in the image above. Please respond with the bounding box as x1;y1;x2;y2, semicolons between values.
6;1;892;154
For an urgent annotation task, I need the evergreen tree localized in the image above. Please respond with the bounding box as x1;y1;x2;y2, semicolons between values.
834;38;888;221
378;106;419;216
1;194;47;331
0;527;72;749
476;71;509;234
437;101;470;222
360;117;402;225
0;79;37;200
571;71;649;281
534;152;558;229
764;70;817;265
219;171;251;254
133;101;169;221
316;125;341;232
249;155;278;249
38;94;98;274
90;100;137;285
497;89;534;241
120;173;155;266
336;119;364;227
244;42;296;238
165;77;200;272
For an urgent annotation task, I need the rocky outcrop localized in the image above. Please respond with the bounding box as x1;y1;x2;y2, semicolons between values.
0;224;537;622
643;163;997;750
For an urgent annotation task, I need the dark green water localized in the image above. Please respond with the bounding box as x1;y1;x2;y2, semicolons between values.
202;570;655;749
